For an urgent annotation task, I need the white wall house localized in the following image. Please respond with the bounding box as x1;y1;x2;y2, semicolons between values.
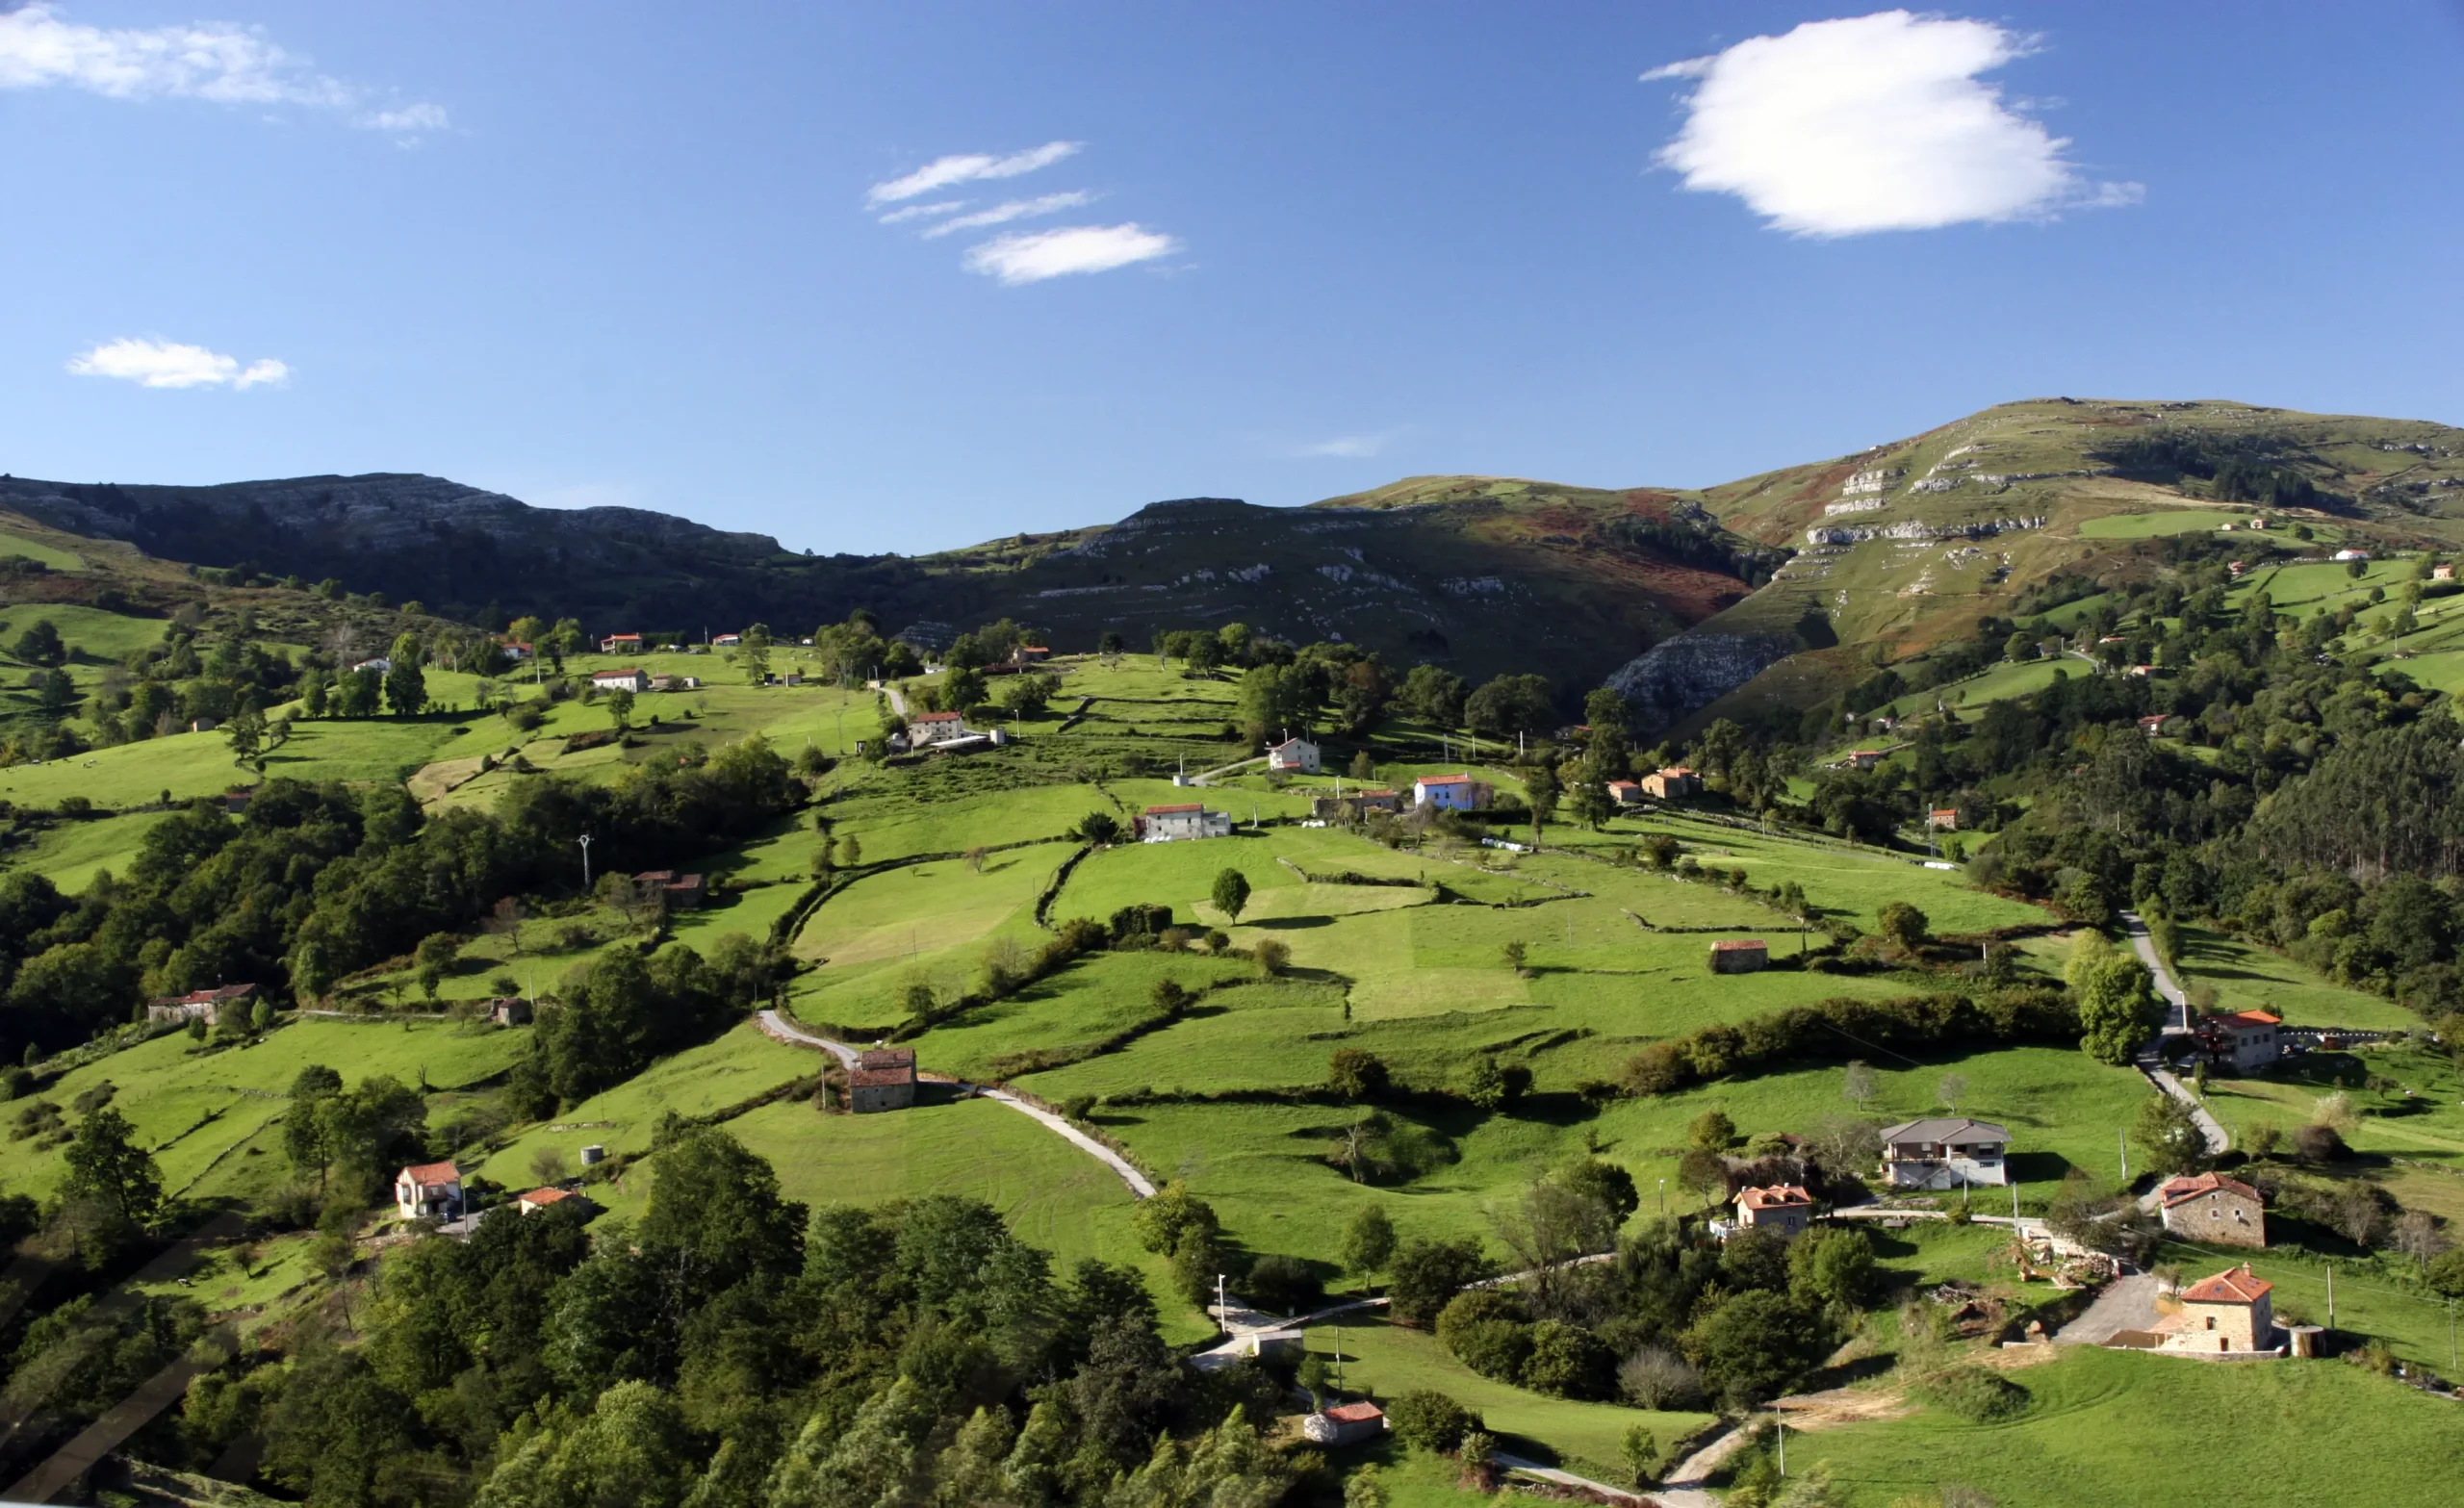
1142;804;1233;841
591;668;651;693
1413;773;1491;810
396;1161;464;1220
910;710;969;744
1267;737;1321;774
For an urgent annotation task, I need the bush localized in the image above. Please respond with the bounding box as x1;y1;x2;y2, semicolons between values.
2292;1123;2348;1163
1520;1318;1615;1398
1388;1390;1481;1454
1617;1345;1703;1410
1915;1364;2031;1421
1437;1292;1533;1384
1242;1253;1323;1316
1388;1237;1490;1326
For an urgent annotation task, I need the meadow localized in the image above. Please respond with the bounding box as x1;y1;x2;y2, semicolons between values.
2167;925;2420;1031
1780;1345;2462;1507
2073;508;2253;539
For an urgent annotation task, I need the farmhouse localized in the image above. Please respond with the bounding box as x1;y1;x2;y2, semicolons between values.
1732;1184;1814;1239
2195;1009;2280;1071
1845;750;1884;770
1876;1116;2010;1189
499;639;533;661
1012;645;1051;664
649;674;703;692
1412;773;1492;810
146;984;256;1026
2164;1265;2276;1354
592;667;651;693
517;1187;590;1215
1267;736;1321;774
1928;808;1960;831
2331;549;2371;563
1142;804;1233;842
2136;714;2169;736
350;656;392;675
851;1046;917;1113
599;632;643;653
1638;766;1702;800
910;709;969;745
1708;938;1768;974
395;1161;463;1220
488;996;532;1026
2159;1172;2267;1249
2437;563;2457;581
633;871;707;909
1299;1401;1385;1446
712;631;742;647
1605;779;1643;805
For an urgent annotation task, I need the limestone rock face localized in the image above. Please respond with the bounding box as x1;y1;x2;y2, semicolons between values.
1603;630;1795;732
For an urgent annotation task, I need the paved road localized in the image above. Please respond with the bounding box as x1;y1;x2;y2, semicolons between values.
2120;912;2230;1159
2055;1272;2159;1344
1653;1422;1746;1508
5;1329;238;1503
1492;1450;1647;1504
755;1010;1155;1199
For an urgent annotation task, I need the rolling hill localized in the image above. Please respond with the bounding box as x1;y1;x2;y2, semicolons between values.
6;396;2459;728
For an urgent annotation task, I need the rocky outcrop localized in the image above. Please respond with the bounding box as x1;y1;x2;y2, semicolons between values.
1602;630;1797;732
1805;515;2047;547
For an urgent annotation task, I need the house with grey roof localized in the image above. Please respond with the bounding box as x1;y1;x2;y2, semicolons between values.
1876;1116;2010;1189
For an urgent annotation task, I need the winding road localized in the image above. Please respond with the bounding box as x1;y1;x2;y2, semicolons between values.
755;1010;1155;1199
2119;911;2230;1160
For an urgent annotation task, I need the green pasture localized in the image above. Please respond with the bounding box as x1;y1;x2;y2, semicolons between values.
2074;508;2252;539
473;1018;814;1187
2198;1042;2464;1165
2168;926;2420;1031
10;1017;529;1204
794;841;1072;969
1313;1314;1714;1485
1785;1345;2461;1507
0;530;87;572
899;949;1256;1081
1078;1045;2147;1300
2230;557;2416;613
1884;657;2066;721
0;603;167;665
825;780;1101;862
7;807;170;891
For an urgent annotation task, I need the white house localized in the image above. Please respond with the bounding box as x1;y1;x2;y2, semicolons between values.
910;709;969;744
599;632;644;654
1300;1402;1385;1447
591;667;651;694
712;631;743;647
2196;1010;2281;1072
350;657;392;675
1413;773;1492;810
396;1161;463;1220
1142;803;1233;841
1876;1117;2010;1189
1267;736;1321;774
2331;549;2371;563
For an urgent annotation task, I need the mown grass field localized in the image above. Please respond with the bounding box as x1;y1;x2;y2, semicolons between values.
0;529;87;571
10;1018;529;1204
2168;925;2420;1031
1784;1345;2462;1507
1312;1313;1715;1483
2074;507;2256;539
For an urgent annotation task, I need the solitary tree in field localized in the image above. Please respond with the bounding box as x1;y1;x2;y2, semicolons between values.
1502;940;1528;975
606;688;634;728
1842;1060;1879;1111
1212;867;1251;923
1339;1203;1396;1289
1937;1072;1969;1113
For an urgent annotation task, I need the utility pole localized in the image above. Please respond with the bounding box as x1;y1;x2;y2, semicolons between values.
1333;1325;1343;1392
1658;1178;1666;1218
1774;1406;1785;1477
578;832;593;890
1217;1273;1226;1330
2326;1262;2335;1328
2118;1127;2129;1184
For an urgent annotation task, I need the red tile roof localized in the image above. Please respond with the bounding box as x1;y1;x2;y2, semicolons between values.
1712;938;1768;952
2215;1010;2281;1028
1323;1402;1385;1423
1735;1184;1812;1211
912;710;963;723
858;1047;916;1069
1418;773;1473;785
1146;803;1204;814
2180;1265;2272;1304
400;1161;461;1188
521;1187;575;1207
2160;1172;2261;1210
850;1067;913;1088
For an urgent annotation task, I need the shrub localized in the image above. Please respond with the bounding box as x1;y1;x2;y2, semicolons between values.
2292;1123;2348;1163
1242;1254;1323;1316
1387;1390;1481;1454
1436;1292;1533;1384
1253;938;1292;977
1915;1364;2031;1422
1617;1345;1703;1410
1389;1238;1491;1327
1520;1319;1615;1398
1328;1048;1390;1101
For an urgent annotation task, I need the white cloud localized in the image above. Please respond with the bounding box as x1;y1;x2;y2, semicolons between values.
1642;10;2139;236
878;200;965;224
865;141;1080;206
920;192;1092;239
962;223;1179;285
0;4;444;133
66;338;289;390
1300;433;1395;460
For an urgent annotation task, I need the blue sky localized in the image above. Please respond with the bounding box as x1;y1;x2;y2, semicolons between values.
5;2;2461;555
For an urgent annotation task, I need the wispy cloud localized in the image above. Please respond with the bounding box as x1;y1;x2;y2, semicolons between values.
962;224;1180;285
1642;10;2140;237
877;200;965;224
919;192;1093;239
1299;432;1397;460
68;338;289;390
0;3;445;134
865;141;1080;206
